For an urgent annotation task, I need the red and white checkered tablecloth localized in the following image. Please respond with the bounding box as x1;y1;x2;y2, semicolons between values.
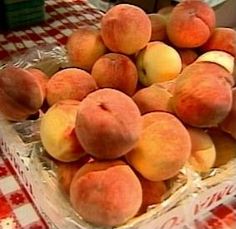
0;0;103;63
1;150;236;229
0;153;47;229
0;1;103;228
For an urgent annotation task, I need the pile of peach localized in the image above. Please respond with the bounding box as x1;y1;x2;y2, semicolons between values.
0;0;236;227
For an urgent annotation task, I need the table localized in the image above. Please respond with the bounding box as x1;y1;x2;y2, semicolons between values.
0;153;47;229
0;1;102;228
0;0;103;64
1;153;236;229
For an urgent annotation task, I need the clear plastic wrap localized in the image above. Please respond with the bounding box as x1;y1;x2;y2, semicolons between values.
196;158;236;189
0;44;69;76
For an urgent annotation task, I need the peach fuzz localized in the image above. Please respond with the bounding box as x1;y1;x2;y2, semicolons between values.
148;13;167;41
75;88;142;159
177;49;198;69
207;129;236;167
101;4;151;55
132;83;173;114
200;28;236;58
136;41;182;86
157;79;177;94
40;99;85;162
138;176;167;215
126;112;191;181
27;68;48;98
195;50;234;75
187;127;216;173
167;0;215;48
91;53;138;96
173;62;233;128
70;160;142;227
157;6;174;20
220;88;236;139
46;68;97;106
66;27;107;71
56;155;90;195
0;66;45;121
233;63;236;82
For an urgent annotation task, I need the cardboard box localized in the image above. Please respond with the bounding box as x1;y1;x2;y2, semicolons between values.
1;117;236;229
0;117;191;229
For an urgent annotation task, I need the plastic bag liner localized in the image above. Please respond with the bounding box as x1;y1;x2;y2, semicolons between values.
0;44;69;76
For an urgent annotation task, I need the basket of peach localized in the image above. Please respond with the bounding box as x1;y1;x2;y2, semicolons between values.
0;0;236;228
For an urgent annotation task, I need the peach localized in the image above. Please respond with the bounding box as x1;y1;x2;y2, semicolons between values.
220;88;236;139
138;176;167;215
200;28;236;58
101;4;151;55
75;88;142;159
126;112;191;181
136;41;182;86
40;99;85;162
66;27;107;71
233;63;236;82
148;14;167;41
70;160;142;227
157;79;177;94
158;6;174;20
56;155;90;195
27;68;48;98
167;0;215;48
132;83;173;114
195;50;235;75
207;129;236;167
173;62;233;127
91;53;138;96
46;68;97;106
0;66;45;121
187;127;216;173
177;49;198;69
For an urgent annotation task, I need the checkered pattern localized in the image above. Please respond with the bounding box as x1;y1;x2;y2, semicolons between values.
1;153;236;229
191;198;236;229
0;154;47;229
0;0;103;63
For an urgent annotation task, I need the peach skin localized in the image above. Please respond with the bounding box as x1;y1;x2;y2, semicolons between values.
46;68;97;106
56;155;90;195
0;66;45;121
220;87;236;140
91;53;138;96
101;4;151;55
173;62;233;127
167;0;215;48
132;83;173;114
70;160;142;227
136;41;182;86
200;27;236;58
75;88;142;159
208;128;236;167
126;112;191;181
148;13;167;41
40;99;85;162
187;127;216;173
66;27;107;71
